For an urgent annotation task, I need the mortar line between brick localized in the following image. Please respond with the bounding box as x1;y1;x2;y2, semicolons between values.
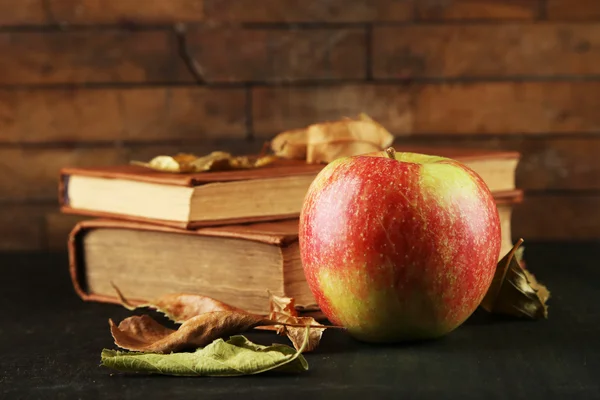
4;75;600;90
365;24;373;81
539;0;549;20
245;85;254;141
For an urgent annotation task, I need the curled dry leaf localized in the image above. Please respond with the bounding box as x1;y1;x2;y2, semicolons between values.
480;239;550;319
306;113;394;164
110;312;273;354
270;128;308;160
270;314;325;352
110;311;335;354
112;283;245;324
259;291;326;352
270;113;394;164
101;328;310;376
111;285;336;353
131;151;277;173
269;291;297;315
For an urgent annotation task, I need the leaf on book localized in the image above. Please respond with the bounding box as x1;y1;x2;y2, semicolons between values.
270;128;308;160
112;284;245;324
271;113;394;164
101;328;310;376
131;151;277;173
480;239;550;319
307;113;394;164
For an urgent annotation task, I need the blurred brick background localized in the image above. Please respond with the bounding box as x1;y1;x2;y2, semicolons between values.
0;0;599;251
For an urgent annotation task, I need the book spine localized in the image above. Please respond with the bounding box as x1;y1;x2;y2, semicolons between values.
67;220;147;306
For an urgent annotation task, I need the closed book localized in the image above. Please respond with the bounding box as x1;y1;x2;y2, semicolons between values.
59;147;520;229
69;218;312;315
69;191;522;314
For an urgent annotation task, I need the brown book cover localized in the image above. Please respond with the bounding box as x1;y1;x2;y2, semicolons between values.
69;189;523;313
60;147;520;228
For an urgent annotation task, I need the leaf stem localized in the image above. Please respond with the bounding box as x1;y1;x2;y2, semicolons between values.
262;321;345;330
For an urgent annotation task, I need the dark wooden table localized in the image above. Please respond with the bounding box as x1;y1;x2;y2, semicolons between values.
1;243;599;399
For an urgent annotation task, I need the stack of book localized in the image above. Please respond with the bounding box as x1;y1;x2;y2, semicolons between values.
60;146;522;314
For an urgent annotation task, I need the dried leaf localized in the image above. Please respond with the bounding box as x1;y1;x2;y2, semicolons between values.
110;312;273;354
112;284;245;324
258;292;325;352
480;239;550;319
270;128;308;160
111;285;334;353
270;313;324;352
270;113;395;164
101;329;310;376
110;311;334;354
307;140;382;164
131;151;277;173
306;113;394;163
268;291;297;316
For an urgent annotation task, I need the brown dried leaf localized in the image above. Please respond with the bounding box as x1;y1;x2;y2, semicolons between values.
480;239;550;319
111;286;334;353
260;292;324;352
268;291;297;316
112;284;245;324
270;114;395;164
307;113;394;164
270;128;308;160
110;312;274;354
307;140;382;164
131;151;277;173
110;311;334;354
270;313;325;352
151;294;246;323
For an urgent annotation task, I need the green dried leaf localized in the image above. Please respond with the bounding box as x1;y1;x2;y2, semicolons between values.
101;331;310;376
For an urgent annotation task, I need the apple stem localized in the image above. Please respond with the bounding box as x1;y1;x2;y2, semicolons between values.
385;147;396;159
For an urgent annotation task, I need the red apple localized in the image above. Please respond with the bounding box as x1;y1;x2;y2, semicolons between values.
299;148;501;342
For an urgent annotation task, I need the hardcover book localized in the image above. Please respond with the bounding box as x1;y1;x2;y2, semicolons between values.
59;147;520;229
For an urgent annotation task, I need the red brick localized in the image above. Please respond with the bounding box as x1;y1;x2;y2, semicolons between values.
252;84;413;137
513;195;600;240
413;82;600;134
49;0;204;24
0;88;247;143
204;0;412;22
0;30;188;84
547;0;600;20
254;82;600;137
0;0;45;26
185;27;366;83
0;147;127;201
417;0;540;20
45;212;89;252
373;24;600;78
0;204;53;251
399;137;600;190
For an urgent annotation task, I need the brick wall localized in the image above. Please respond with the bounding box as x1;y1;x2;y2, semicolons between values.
1;0;599;251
